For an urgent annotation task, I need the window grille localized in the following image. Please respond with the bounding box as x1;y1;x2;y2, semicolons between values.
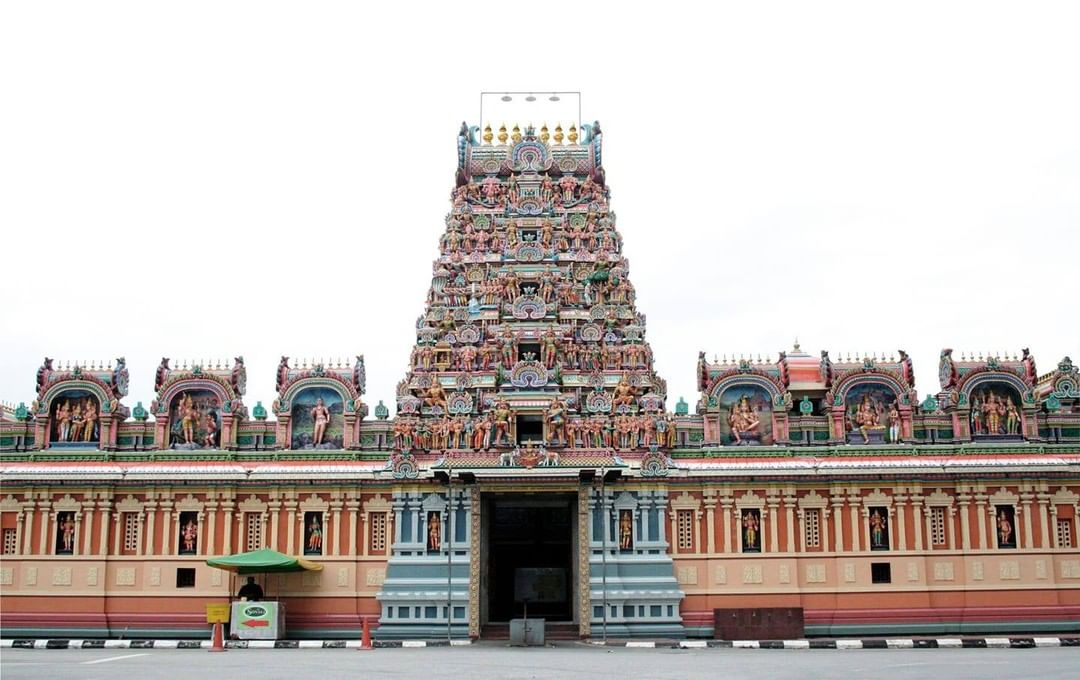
676;510;693;551
931;507;947;546
123;513;139;551
245;513;262;551
2;528;16;555
1058;519;1074;549
370;512;387;552
805;509;821;548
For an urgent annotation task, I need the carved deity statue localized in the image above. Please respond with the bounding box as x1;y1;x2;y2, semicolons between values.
546;398;567;445
728;395;761;444
493;400;513;445
310;397;331;446
423;379;448;411
612;373;636;408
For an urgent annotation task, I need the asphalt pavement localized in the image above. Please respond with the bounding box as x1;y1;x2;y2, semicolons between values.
2;644;1080;680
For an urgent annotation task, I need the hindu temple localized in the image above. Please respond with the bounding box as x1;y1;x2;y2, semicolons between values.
1;117;1078;641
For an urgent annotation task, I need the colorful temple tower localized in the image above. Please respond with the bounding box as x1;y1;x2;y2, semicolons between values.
377;120;682;638
0;114;1078;642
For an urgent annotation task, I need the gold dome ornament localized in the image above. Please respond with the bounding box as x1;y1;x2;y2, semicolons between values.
511;124;522;144
540;123;550;144
483;123;493;145
497;124;508;145
554;123;564;145
568;124;578;144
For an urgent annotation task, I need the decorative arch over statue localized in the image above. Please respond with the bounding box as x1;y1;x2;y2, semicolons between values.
33;358;128;451
934;349;1038;441
830;372;913;445
703;369;790;446
151;358;245;451
272;357;364;450
959;372;1030;441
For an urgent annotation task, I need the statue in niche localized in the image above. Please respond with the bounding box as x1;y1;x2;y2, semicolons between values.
56;400;72;441
1005;399;1020;435
888;404;901;444
612;373;636;408
619;509;633;551
996;507;1016;548
69;402;85;441
741;509;761;552
307;515;323;554
869;508;888;549
852;394;885;443
182;517;198;554
427;511;442;552
202;411;218;448
310;398;331;446
428;382;448;413
57;512;76;554
728;395;761;444
179;393;198;444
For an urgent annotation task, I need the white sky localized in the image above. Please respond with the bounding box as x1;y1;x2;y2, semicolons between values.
1;1;1077;416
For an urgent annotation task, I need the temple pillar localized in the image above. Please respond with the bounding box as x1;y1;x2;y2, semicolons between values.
911;492;925;552
285;500;297;554
848;492;862;552
958;490;972;550
703;488;717;554
1021;491;1035;550
894;493;908;551
974;492;988;549
82;498;95;555
347;497;360;557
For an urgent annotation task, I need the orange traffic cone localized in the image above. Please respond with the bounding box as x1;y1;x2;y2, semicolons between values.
358;616;372;651
209;621;227;652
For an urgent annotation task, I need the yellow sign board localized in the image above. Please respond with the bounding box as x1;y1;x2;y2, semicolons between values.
206;603;231;624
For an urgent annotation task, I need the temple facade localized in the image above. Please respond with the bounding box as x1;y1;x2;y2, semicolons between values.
1;120;1078;641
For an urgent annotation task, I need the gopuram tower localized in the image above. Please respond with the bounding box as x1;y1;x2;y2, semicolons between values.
376;120;685;639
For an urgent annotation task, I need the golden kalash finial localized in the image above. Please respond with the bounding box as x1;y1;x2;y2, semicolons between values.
554;123;564;145
497;123;508;145
540;123;550;144
568;124;578;144
483;123;493;145
511;124;522;144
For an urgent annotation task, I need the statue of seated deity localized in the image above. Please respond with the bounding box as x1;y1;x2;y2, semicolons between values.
423;380;448;411
728;396;761;444
612;374;636;408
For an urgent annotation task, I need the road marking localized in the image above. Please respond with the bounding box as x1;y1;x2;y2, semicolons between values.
82;653;149;665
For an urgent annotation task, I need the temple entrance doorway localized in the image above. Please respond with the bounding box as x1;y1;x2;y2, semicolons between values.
480;493;577;629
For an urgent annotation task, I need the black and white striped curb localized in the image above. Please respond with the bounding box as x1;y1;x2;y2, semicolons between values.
3;636;1078;650
602;637;1080;649
0;639;473;649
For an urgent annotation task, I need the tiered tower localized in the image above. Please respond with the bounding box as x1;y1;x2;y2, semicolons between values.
377;121;684;640
393;121;672;467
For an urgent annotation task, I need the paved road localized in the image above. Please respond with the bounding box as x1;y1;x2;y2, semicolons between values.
3;645;1079;680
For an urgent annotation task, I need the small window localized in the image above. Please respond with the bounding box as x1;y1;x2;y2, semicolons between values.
123;513;139;552
245;514;262;552
930;507;947;546
370;512;387;553
676;510;694;551
1058;519;1074;549
871;562;891;584
176;567;196;588
2;528;16;555
805;509;821;549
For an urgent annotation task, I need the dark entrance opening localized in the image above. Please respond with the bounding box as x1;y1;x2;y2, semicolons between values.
484;493;575;623
516;414;544;444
